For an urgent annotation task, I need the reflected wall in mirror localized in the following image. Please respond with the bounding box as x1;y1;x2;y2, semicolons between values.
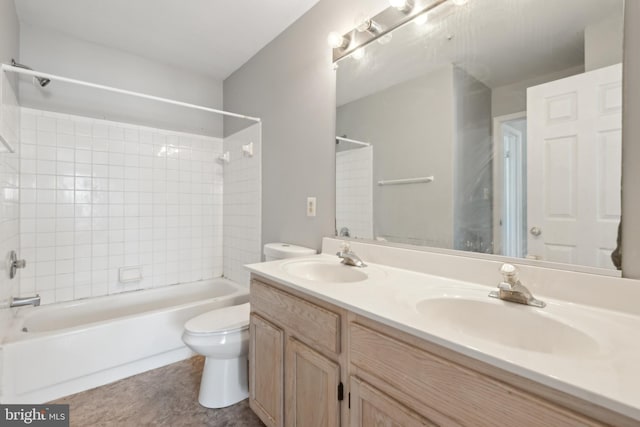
335;0;624;274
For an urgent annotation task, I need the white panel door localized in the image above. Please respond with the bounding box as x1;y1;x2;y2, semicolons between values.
527;64;621;269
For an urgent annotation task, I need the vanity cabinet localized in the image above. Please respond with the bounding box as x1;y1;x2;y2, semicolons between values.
348;319;603;427
285;337;340;427
250;278;346;427
349;376;439;427
250;274;630;427
249;313;284;427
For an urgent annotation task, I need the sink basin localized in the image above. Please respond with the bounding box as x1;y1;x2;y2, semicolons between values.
416;298;600;356
282;260;368;283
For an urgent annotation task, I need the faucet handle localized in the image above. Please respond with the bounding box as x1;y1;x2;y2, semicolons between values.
500;263;518;282
339;241;351;253
7;250;26;280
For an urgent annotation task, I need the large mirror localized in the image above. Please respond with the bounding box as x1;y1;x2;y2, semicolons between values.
335;0;624;274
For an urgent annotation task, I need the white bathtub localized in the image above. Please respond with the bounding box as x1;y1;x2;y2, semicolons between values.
0;278;248;403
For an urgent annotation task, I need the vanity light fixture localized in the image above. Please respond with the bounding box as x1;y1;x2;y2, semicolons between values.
327;31;349;49
330;0;447;62
389;0;414;13
357;19;383;35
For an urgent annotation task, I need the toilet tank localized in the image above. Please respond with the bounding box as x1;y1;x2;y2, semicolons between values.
263;243;316;261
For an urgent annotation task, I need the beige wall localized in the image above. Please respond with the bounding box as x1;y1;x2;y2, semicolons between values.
19;24;224;137
490;66;584;118
337;66;456;248
0;0;20;312
492;12;623;119
622;1;640;278
0;0;19;67
224;0;387;251
453;67;492;253
585;13;624;72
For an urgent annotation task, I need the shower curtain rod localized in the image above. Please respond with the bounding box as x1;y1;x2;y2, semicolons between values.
336;136;370;147
1;64;261;123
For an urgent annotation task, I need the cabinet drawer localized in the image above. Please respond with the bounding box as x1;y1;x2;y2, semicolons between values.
349;322;603;427
251;280;340;354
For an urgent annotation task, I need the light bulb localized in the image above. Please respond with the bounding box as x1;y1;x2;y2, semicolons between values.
451;0;468;5
327;32;348;49
389;0;413;12
351;48;365;60
414;13;429;25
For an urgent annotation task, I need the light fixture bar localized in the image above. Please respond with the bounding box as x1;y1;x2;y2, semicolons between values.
332;0;447;62
357;19;384;35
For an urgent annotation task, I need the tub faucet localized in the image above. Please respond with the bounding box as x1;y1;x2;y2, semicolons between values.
337;242;366;268
10;295;40;308
489;264;545;308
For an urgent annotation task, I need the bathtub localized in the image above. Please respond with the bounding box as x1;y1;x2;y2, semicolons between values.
0;278;248;404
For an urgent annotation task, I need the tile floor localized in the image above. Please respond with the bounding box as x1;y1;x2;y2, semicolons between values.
52;356;265;427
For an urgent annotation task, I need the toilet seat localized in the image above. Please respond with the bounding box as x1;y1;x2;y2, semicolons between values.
184;302;250;336
181;302;251;408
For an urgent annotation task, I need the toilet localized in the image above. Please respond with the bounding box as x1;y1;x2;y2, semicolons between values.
182;302;251;408
182;242;315;409
263;242;316;261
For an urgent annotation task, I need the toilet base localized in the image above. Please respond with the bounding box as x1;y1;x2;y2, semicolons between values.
198;355;249;408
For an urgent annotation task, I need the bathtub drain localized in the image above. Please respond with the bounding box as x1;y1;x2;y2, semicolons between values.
22;327;28;332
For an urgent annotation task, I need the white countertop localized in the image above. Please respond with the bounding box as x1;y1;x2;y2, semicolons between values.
246;254;640;421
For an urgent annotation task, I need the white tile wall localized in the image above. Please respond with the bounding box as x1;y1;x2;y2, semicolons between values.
336;146;373;239
19;108;224;305
0;72;21;311
223;124;261;286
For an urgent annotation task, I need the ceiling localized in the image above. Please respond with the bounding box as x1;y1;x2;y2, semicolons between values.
15;0;322;80
337;0;623;106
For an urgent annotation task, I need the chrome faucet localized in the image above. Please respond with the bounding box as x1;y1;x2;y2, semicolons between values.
336;242;367;268
339;227;350;237
10;295;40;308
489;264;545;308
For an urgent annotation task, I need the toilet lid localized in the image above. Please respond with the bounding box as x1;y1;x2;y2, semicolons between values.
264;243;316;259
185;302;250;335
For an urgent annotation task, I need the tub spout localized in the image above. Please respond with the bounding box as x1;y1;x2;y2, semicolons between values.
10;295;40;307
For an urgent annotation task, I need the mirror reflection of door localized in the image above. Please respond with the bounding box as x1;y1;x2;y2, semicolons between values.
527;64;622;269
493;113;527;259
503;119;527;259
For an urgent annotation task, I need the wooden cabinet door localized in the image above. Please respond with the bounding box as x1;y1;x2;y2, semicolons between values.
349;377;437;427
250;313;284;427
285;337;340;427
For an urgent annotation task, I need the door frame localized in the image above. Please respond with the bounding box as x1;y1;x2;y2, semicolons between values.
492;111;526;256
